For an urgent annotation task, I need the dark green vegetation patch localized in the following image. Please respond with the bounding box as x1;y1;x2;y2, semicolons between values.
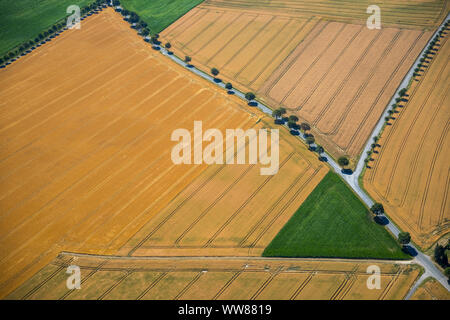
263;172;409;260
120;0;204;34
0;0;94;56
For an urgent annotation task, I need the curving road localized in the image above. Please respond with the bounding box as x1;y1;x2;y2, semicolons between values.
155;13;450;298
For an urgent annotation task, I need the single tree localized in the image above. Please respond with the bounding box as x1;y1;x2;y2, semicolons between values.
370;202;384;215
434;244;448;268
316;145;324;156
165;42;171;49
185;56;191;64
278;107;286;116
211;67;219;77
399;88;407;97
272;109;282;119
225;82;233;90
337;156;349;168
299;122;310;132
287;120;297;129
245;92;255;101
398;232;411;247
288;115;299;122
305;136;315;146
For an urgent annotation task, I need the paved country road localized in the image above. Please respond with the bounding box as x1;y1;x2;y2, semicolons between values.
155;13;450;298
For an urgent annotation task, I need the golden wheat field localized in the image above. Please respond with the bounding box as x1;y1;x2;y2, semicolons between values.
7;253;421;300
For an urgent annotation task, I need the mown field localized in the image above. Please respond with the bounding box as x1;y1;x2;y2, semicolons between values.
364;23;449;249
0;0;94;56
263;172;409;259
160;0;444;161
120;0;204;34
7;254;421;300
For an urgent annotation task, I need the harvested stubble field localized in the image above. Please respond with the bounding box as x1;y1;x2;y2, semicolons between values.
7;254;421;300
160;0;443;161
0;7;330;298
411;277;450;300
363;26;450;249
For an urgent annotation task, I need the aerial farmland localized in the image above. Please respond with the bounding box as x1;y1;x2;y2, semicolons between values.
0;0;448;307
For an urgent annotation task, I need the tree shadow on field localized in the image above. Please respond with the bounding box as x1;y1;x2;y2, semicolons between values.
341;169;353;175
290;130;300;136
248;101;258;107
318;156;328;162
274;119;285;125
213;78;222;83
227;90;235;95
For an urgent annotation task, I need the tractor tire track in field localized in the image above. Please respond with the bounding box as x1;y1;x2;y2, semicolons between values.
59;260;108;300
250;267;282;300
280;23;347;106
249;16;314;88
180;11;227;51
248;167;322;248
383;59;448;199
21;258;74;300
136;272;168;300
265;21;329;99
319;30;402;136
379;270;402;300
191;13;245;58
205;14;259;65
418;120;449;229
174;164;256;245
219;15;277;71
289;271;315;300
438;168;450;226
399;86;449;208
166;8;210;42
233;17;290;79
341;31;427;153
237;161;312;247
294;25;364;111
369;29;449;185
203;152;295;247
310;29;384;126
212;270;242;300
97;271;130;300
330;264;358;300
174;271;204;300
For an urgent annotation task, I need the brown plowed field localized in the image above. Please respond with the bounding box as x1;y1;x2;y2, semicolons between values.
0;8;329;298
6;254;421;300
161;1;440;161
363;27;450;249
